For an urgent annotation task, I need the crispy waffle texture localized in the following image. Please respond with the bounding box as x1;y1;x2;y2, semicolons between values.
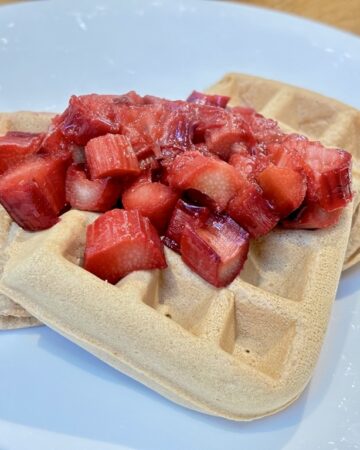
0;74;359;420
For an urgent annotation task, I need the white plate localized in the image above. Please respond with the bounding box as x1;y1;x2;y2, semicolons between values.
0;1;359;449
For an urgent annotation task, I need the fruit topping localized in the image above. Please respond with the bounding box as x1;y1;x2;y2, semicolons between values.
2;89;353;287
299;141;353;211
85;134;140;179
135;145;161;171
229;150;269;180
180;213;249;287
281;202;342;229
204;123;250;160
122;180;179;234
267;135;353;210
231;106;284;145
65;164;122;212
186;91;230;108
55;94;125;145
226;180;279;238
267;134;307;172
84;209;167;284
0;132;44;174
167;151;239;211
0;155;69;231
256;165;307;217
163;199;210;252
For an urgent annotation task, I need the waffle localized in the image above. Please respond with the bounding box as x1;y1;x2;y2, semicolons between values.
0;73;359;420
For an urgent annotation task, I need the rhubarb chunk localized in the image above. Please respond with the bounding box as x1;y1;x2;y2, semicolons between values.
0;155;69;231
186;91;230;108
300;142;353;211
66;164;122;212
84;209;167;283
268;135;353;211
54;94;128;146
227;180;279;238
85;134;140;179
168;151;239;211
281;202;342;229
231;106;284;145
229;149;269;180
122;181;179;234
163;199;210;252
0;132;43;174
257;165;307;218
205;125;249;160
180;214;249;287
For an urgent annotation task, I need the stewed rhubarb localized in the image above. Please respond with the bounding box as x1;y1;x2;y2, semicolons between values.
0;90;352;286
84;209;166;284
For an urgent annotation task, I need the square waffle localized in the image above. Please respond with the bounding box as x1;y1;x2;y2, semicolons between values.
0;74;359;420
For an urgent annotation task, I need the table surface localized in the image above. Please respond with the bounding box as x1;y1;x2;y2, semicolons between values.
0;0;359;35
